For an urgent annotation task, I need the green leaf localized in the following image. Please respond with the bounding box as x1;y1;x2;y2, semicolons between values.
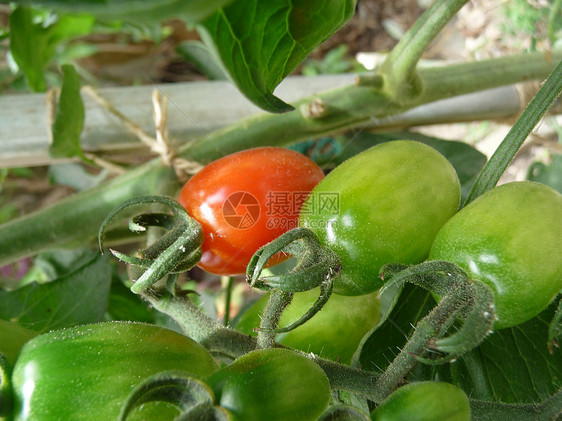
27;248;100;283
449;301;562;404
8;7;95;92
0;253;111;333
15;0;234;24
527;153;562;194
198;0;357;112
9;7;51;91
334;132;487;203
106;276;154;323
50;64;85;159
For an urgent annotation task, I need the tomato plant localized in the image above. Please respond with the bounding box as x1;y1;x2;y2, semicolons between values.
300;140;461;295
207;348;331;421
235;288;381;364
370;381;471;421
178;147;324;275
429;181;562;329
1;1;561;420
10;322;219;421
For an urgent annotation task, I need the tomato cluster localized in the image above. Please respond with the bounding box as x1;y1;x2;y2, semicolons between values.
181;142;561;330
4;141;561;421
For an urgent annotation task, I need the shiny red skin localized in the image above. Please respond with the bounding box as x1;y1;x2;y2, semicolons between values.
178;147;324;275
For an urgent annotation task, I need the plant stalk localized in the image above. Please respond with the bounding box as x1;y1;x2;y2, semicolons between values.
143;291;257;358
0;50;559;266
379;0;469;100
256;290;293;349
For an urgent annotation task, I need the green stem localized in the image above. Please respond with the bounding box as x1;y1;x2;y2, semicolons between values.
379;0;469;100
256;290;293;349
470;387;562;421
222;276;233;327
311;357;379;401
464;58;562;205
0;51;559;266
143;291;257;358
371;293;462;402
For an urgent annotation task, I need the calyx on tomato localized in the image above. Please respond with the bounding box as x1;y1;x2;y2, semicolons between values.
429;181;562;329
207;348;331;421
11;322;219;421
300;140;461;296
178;147;324;275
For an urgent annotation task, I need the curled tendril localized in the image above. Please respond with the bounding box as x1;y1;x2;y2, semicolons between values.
246;227;341;335
379;260;497;363
98;195;204;294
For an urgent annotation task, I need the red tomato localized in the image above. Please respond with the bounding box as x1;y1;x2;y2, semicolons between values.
178;147;324;275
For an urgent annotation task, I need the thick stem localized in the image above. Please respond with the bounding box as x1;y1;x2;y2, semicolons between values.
311;356;379;401
0;50;559;266
143;292;256;358
380;0;469;99
256;290;293;349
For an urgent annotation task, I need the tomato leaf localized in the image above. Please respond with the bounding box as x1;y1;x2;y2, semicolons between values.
9;7;51;92
8;7;94;92
527;153;562;194
447;301;562;404
197;0;356;112
0;253;111;333
106;276;154;323
50;64;85;159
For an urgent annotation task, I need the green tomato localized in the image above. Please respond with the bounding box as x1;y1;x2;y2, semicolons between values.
235;289;381;364
371;381;470;421
429;181;562;329
11;321;219;421
300;140;460;295
207;348;331;421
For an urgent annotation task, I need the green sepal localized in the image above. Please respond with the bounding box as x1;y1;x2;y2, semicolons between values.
98;195;204;294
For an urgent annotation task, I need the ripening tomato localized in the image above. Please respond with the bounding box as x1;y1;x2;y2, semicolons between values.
178;147;324;275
